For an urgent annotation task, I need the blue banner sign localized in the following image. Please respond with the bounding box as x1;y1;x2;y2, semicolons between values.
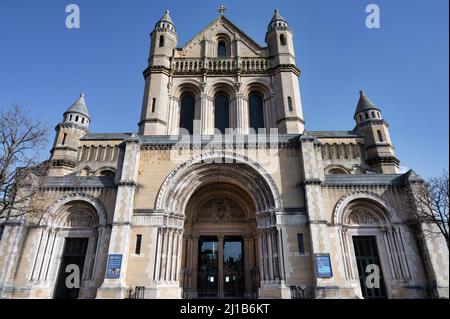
316;253;333;278
106;254;122;279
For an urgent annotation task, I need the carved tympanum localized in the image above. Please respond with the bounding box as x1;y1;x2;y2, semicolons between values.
195;197;245;223
347;208;379;225
64;210;96;227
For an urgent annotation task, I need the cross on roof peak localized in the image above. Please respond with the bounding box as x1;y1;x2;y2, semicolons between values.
218;5;226;15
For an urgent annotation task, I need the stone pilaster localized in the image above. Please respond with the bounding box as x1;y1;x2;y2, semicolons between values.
97;135;140;298
300;135;339;298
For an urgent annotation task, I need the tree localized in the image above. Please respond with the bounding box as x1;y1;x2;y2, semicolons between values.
0;104;50;224
407;170;449;249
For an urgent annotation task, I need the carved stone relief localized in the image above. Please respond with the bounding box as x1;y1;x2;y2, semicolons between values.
195;197;245;223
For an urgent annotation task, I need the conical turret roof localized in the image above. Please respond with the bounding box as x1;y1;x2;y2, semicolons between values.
64;93;90;119
158;10;174;25
270;9;287;24
354;90;380;117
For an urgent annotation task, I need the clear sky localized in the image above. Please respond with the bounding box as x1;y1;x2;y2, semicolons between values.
0;0;448;178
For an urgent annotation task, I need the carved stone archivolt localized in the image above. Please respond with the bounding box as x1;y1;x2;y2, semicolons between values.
155;151;283;216
195;197;245;223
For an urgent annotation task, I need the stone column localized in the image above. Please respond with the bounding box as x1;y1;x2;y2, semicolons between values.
218;235;224;299
243;236;252;297
201;94;213;135
235;94;249;134
97;135;140;299
191;236;199;298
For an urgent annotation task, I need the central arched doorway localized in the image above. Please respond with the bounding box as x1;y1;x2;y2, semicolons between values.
182;183;259;299
154;152;285;299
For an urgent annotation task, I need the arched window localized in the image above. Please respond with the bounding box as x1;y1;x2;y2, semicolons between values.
159;35;164;47
218;41;227;58
179;94;195;135
214;94;230;134
377;130;384;142
280;34;286;46
287;96;293;111
249;92;264;132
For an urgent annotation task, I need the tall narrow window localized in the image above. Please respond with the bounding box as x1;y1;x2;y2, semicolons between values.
61;133;67;145
249;92;264;132
377;130;384;142
179;94;195;134
287;96;293;111
280;34;286;46
218;41;227;58
75;115;79;122
151;98;156;113
135;234;142;255
0;225;4;242
214;94;230;134
159;35;164;47
297;233;305;254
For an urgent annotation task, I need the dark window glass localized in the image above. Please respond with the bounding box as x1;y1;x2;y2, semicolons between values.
249;93;264;132
280;34;286;46
135;234;142;255
159;35;164;47
218;41;227;58
0;225;4;241
377;130;384;142
297;233;305;254
151;98;156;113
287;96;293;111
75;115;79;122
214;94;229;134
62;133;67;145
179;94;195;134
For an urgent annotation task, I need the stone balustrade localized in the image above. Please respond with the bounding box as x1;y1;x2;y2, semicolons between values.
172;57;270;74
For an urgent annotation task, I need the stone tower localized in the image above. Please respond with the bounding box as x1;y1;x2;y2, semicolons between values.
354;90;399;173
49;93;90;176
265;9;305;134
139;10;178;135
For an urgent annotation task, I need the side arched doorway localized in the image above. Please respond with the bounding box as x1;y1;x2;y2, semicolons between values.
34;194;108;299
182;183;259;299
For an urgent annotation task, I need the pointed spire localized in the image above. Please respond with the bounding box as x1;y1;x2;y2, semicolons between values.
267;9;290;32
270;9;286;24
65;93;90;119
354;90;380;117
160;10;173;24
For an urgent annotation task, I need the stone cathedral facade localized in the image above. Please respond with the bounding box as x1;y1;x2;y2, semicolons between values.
0;9;448;299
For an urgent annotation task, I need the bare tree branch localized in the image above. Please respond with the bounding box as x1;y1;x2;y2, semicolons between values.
405;169;449;249
0;104;51;225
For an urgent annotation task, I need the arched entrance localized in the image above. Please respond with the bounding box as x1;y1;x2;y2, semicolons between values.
182;183;259;298
154;152;285;299
34;194;108;299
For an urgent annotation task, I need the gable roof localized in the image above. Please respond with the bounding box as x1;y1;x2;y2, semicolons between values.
178;14;266;53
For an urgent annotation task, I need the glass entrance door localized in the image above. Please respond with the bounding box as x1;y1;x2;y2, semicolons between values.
353;236;387;299
197;237;219;297
53;237;89;299
223;237;245;298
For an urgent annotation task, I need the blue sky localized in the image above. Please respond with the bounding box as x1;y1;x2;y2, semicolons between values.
0;0;448;178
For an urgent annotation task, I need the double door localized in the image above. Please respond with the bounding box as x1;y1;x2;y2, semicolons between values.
197;236;244;298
